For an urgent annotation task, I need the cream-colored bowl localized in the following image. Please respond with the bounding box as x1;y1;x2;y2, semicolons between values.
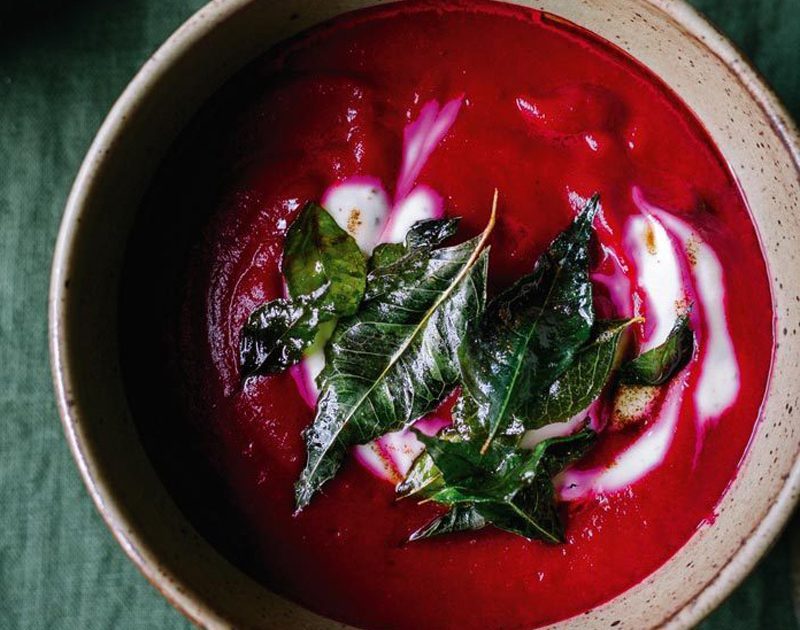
49;1;800;627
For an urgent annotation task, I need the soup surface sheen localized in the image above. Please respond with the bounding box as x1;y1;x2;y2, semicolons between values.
123;2;774;628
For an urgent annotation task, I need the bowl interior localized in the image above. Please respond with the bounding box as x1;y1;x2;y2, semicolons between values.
50;0;800;628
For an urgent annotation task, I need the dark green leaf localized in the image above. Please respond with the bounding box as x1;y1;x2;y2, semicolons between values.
404;217;461;249
408;429;596;542
239;286;330;378
396;451;441;499
294;212;495;511
518;318;635;428
395;429;463;499
620;314;694;386
369;218;459;271
458;195;600;450
283;201;367;315
408;504;487;541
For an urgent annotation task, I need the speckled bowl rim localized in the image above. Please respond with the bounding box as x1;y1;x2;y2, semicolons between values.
49;0;800;628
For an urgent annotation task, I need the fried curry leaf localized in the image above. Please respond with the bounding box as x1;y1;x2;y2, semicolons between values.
408;429;596;542
239;203;366;377
408;504;487;541
518;318;635;428
364;218;461;298
395;428;461;499
458;196;600;450
620;314;694;386
283;202;367;312
368;218;459;271
294;207;496;511
239;287;331;378
397;451;443;499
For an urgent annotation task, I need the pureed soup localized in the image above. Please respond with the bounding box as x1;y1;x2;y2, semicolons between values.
121;1;774;629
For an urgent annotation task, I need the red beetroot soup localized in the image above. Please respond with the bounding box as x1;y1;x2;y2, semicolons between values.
121;2;774;628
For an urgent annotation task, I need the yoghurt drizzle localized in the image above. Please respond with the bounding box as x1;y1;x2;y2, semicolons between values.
291;99;741;500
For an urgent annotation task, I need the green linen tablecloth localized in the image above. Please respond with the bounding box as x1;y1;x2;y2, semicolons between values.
1;1;798;627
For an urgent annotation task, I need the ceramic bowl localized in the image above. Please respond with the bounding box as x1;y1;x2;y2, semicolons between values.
50;0;800;627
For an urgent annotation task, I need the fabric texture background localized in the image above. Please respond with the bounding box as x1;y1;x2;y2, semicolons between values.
0;0;798;627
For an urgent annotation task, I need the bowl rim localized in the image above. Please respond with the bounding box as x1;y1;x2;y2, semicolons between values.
49;0;800;628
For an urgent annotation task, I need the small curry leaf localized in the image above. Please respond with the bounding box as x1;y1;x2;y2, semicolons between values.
283;202;367;314
404;217;461;249
239;286;331;378
408;504;487;541
369;217;459;271
518;318;636;428
620;314;694;386
395;429;462;499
